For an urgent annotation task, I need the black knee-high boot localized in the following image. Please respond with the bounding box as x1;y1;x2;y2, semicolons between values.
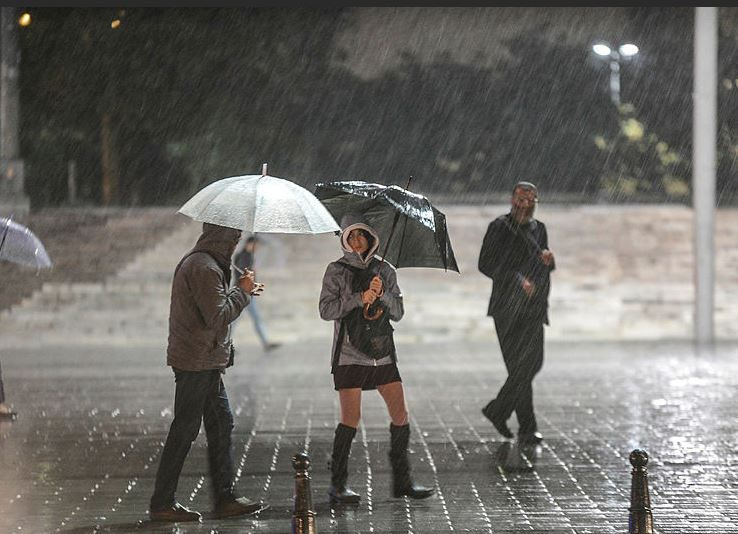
329;423;361;504
389;423;435;499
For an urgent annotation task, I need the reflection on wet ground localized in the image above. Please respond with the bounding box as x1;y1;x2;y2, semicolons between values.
1;340;738;532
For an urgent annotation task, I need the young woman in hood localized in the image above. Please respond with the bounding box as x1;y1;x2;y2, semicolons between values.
319;213;434;505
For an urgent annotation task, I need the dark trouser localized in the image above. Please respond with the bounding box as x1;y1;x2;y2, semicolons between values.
150;368;235;510
0;361;5;404
491;315;544;435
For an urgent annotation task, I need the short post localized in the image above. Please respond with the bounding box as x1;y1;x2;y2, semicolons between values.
628;449;654;534
292;452;317;534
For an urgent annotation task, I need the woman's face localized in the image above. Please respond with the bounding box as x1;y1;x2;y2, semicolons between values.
347;229;369;255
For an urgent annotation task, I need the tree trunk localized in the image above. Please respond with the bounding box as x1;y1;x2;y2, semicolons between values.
100;112;119;205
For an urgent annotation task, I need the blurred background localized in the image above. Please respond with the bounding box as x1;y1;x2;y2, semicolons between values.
14;6;737;208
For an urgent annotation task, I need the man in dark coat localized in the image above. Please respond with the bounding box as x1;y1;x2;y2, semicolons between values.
149;222;268;522
478;182;555;444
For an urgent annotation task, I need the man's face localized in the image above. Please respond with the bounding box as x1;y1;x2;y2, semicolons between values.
510;187;538;224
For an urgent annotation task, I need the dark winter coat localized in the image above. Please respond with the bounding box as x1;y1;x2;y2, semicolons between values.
478;213;554;324
167;223;250;371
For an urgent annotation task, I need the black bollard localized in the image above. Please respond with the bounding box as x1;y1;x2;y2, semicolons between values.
628;449;654;534
292;452;317;534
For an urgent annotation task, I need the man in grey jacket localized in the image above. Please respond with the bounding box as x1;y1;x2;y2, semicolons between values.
149;222;268;522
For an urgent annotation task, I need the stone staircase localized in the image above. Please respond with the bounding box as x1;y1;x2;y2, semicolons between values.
3;204;738;350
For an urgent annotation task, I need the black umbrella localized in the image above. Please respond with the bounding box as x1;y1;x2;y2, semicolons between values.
313;180;459;273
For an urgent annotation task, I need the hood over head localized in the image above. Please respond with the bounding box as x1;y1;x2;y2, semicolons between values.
191;222;242;272
339;213;380;265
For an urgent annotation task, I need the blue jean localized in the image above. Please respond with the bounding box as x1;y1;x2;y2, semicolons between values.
233;300;269;348
150;368;235;510
246;300;269;347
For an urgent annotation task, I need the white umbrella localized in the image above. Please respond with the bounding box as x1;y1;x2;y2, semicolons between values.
0;217;53;270
178;164;340;234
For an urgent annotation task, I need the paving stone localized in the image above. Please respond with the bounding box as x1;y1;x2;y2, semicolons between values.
1;341;738;532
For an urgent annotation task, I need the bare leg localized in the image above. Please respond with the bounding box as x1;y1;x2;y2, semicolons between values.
377;381;408;426
338;388;362;428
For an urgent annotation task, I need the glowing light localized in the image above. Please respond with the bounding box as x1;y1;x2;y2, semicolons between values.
619;43;639;57
18;12;31;27
592;44;611;56
111;19;121;29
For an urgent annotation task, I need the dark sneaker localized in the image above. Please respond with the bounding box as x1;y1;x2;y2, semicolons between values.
149;503;201;522
213;496;269;518
518;431;544;445
328;485;361;504
481;403;513;439
265;342;281;352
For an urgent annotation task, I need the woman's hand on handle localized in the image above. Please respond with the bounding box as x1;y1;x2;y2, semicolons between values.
369;276;384;296
361;289;378;305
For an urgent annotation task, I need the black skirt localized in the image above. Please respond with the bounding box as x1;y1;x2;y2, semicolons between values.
333;363;402;391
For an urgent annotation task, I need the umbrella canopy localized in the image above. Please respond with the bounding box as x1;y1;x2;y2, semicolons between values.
0;217;53;269
179;170;340;234
314;180;459;272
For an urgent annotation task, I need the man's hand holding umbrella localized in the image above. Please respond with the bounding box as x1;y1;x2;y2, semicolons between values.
233;264;264;296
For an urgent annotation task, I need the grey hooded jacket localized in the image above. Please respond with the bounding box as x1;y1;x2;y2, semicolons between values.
318;214;404;367
167;223;251;371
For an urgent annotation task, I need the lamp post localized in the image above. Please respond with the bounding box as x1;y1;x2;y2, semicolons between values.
693;7;718;346
593;42;639;107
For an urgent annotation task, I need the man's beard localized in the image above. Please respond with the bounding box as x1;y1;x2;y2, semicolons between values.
512;206;535;223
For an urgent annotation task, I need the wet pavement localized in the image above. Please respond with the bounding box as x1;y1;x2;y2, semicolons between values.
1;338;738;533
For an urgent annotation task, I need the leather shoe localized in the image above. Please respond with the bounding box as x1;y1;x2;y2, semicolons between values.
481;403;513;439
393;483;435;500
213;496;268;518
0;410;17;421
149;503;201;522
329;485;361;504
518;431;544;444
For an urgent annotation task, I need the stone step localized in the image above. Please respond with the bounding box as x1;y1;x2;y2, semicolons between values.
5;205;738;346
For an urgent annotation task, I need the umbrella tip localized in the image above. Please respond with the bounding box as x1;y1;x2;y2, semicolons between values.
262;163;268;176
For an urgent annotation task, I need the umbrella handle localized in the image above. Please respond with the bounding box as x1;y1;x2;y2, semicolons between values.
363;302;384;321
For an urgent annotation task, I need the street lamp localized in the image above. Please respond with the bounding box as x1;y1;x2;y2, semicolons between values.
592;42;639;106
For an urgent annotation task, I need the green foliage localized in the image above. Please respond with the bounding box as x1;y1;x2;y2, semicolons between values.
593;105;691;201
